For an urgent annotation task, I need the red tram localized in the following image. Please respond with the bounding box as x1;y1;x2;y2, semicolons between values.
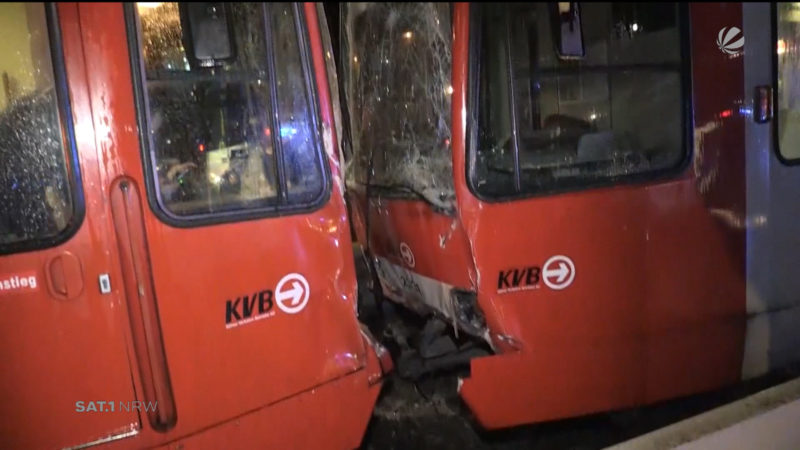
340;2;800;429
0;2;388;448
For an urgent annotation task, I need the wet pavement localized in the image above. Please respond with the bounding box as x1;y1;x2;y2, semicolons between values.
360;365;800;449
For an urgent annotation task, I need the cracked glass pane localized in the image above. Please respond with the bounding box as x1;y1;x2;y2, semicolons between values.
0;2;73;246
472;3;685;197
343;3;454;211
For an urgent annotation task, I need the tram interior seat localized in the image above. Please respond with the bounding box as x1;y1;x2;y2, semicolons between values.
514;113;649;171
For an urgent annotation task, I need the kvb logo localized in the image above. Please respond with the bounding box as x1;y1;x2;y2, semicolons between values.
497;255;576;294
717;26;744;55
225;273;310;328
542;255;576;290
225;289;274;329
497;266;541;293
275;273;309;314
399;242;415;268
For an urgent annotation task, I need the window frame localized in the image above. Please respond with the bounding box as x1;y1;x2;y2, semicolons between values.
773;2;800;166
465;3;694;203
0;3;86;256
124;2;331;228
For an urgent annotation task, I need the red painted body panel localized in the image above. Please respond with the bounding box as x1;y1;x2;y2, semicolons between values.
150;346;383;450
0;4;140;448
0;3;385;448
367;199;475;289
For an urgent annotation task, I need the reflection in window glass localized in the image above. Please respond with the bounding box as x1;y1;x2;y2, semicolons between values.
134;2;323;217
0;3;74;246
270;3;323;203
472;3;685;197
778;3;800;162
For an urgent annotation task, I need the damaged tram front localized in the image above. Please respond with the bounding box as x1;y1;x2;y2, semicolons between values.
341;2;800;429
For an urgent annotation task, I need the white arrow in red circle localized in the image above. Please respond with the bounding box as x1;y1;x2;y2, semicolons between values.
542;255;575;290
399;242;415;268
275;273;310;314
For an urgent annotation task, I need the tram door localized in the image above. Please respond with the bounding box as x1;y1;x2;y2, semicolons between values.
0;3;139;448
74;1;367;441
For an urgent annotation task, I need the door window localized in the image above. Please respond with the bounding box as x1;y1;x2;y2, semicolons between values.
130;2;326;222
0;3;82;253
469;3;689;198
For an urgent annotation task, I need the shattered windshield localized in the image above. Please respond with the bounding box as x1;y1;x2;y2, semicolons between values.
342;3;454;211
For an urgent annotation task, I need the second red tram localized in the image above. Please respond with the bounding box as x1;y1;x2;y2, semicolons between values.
340;2;800;429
